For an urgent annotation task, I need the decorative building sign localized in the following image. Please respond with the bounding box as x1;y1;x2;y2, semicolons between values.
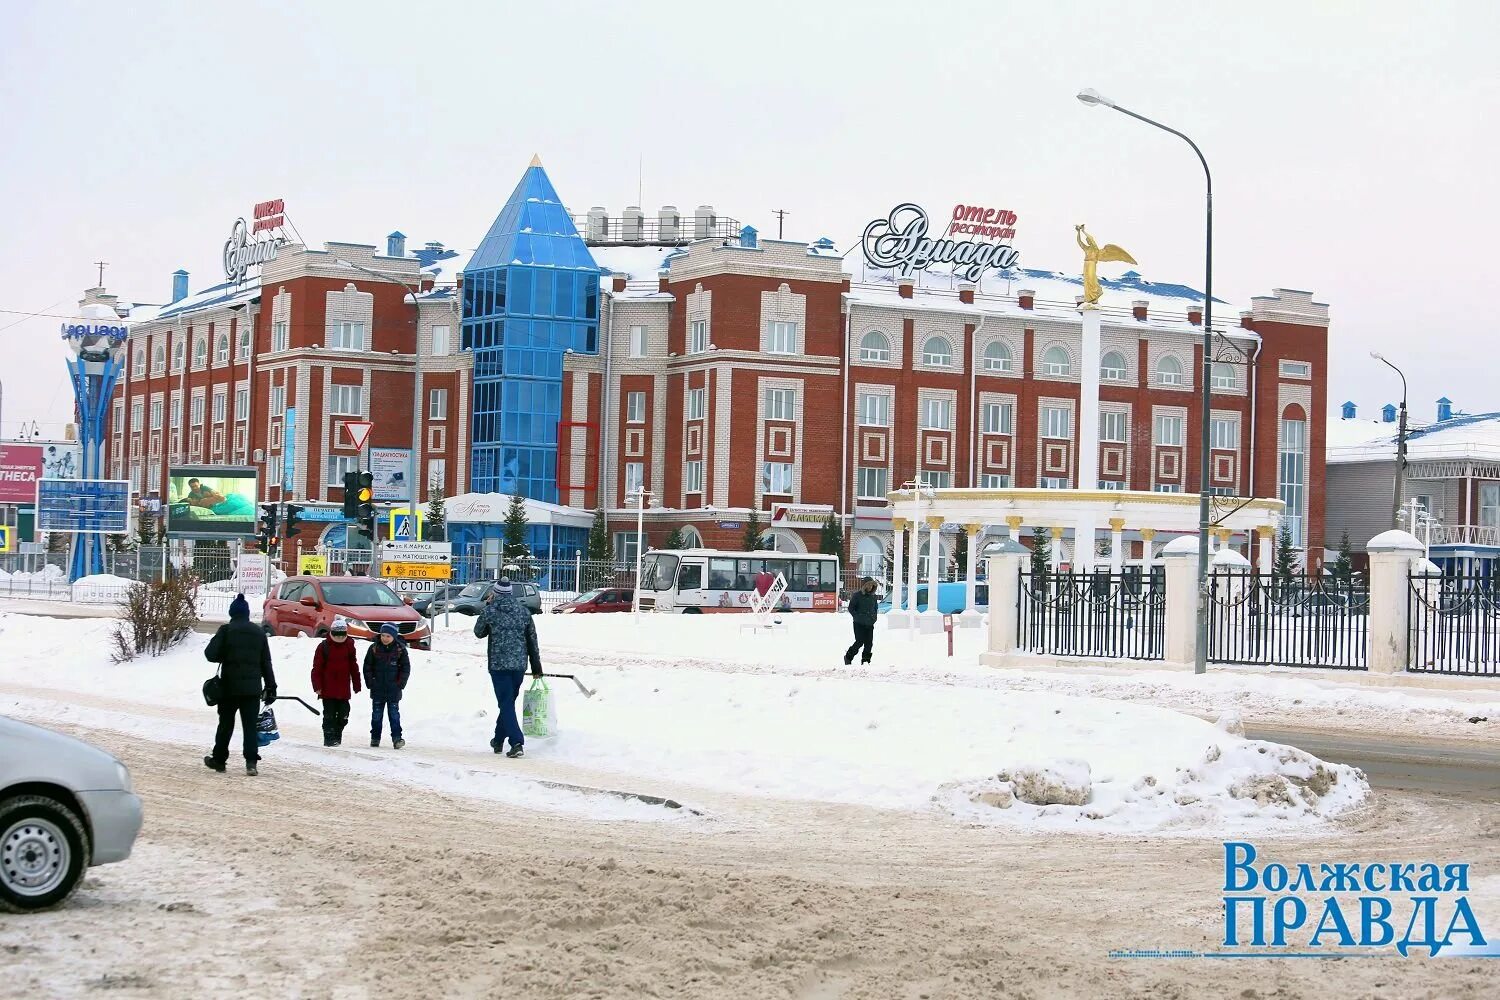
224;199;290;281
862;202;1020;282
58;317;129;362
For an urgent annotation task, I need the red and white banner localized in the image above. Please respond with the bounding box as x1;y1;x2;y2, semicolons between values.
0;444;43;504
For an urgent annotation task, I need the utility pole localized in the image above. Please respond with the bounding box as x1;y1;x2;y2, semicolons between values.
771;209;788;239
94;260;109;287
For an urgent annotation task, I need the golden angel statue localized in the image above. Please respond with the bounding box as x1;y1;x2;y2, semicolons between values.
1075;224;1137;306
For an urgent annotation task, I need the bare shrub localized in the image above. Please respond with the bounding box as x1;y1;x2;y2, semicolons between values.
110;576;201;663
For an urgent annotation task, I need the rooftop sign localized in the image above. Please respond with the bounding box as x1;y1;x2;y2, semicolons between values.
224;199;290;282
861;202;1020;282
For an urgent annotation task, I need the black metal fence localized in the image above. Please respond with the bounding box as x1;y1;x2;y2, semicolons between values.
1206;572;1368;670
1408;572;1500;676
1017;569;1165;660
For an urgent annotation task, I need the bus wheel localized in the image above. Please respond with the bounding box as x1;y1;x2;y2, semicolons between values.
682;607;702;615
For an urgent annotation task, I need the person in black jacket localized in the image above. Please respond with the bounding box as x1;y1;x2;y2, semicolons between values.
843;577;881;666
203;593;277;776
363;623;411;749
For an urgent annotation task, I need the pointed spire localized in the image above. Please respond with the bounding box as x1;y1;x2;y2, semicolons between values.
467;159;597;273
529;153;543;167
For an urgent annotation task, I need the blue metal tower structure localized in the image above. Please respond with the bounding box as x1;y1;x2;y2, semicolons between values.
61;306;130;580
462;156;599;503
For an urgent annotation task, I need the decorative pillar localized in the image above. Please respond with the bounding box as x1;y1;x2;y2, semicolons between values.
1256;525;1274;574
1108;517;1125;574
1366;530;1425;674
906;516;921;621
1162;535;1201;668
890;517;907;620
1049;526;1064;572
979;538;1028;665
1005;515;1024;542
922;515;944;628
1140;528;1157;580
961;522;982;624
1079;305;1101;492
1213;527;1233;557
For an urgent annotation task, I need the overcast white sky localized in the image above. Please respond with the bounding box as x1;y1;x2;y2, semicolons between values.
2;0;1496;438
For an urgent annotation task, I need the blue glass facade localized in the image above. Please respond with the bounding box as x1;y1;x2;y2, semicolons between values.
463;160;599;502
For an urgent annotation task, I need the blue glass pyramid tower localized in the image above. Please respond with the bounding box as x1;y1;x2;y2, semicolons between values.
463;156;599;503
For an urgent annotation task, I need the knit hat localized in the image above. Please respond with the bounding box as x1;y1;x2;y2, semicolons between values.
228;593;250;621
330;616;349;634
493;577;513;594
379;622;401;637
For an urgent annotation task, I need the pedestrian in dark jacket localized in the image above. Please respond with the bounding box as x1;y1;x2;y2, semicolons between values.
311;616;361;747
844;577;881;666
473;578;543;758
204;593;277;775
363;623;410;748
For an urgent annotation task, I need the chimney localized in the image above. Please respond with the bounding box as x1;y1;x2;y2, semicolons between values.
898;278;915;299
1341;401;1357;420
171;269;190;304
958;281;975;304
739;225;758;249
1132;299;1149;322
1187;307;1203;326
387;231;406;257
1017;288;1035;310
1437;397;1454;422
1239;310;1254;330
658;275;669;293
611;275;627;293
1381;404;1397;424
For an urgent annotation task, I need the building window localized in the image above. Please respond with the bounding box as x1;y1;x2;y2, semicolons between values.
683;460;704;493
856;536;885;577
215;334;229;365
272;321;289;353
193;337;208;369
629;325;647;358
1210;417;1239;450
270;385;285;417
763;462;794;494
765;388;796;421
1279;360;1312;380
857;392;890;427
212;390;226;424
856;466;889;499
1154;413;1184;447
327;454;360;489
1278;417;1307;545
171;341;185;373
1154;484;1184;494
922;336;953;367
271;422;283;449
626;391;646;424
859;331;891;362
431;325;451;357
1212;363;1235;390
1099;411;1128;444
1039;476;1069;489
982;401;1014;435
1040;404;1071;439
190;394;204;426
689;320;708;354
766;321;797;355
625;462;644;497
132;349;145;378
1098;480;1125;491
113;401;124;432
1100;351;1127;382
237;328;251;361
329;321;365;352
1481;483;1500;527
428;425;446;452
151;345;165;376
329;384;364;416
268;459;282;488
686;387;706;421
149;399;162;430
235;387;249;421
983;341;1012;373
1206;486;1235;497
1041;346;1070;377
1157;356;1184;386
921;397;953;430
919;470;953;489
613;532;639;566
429;388;448;420
427;458;446;492
980;473;1012;488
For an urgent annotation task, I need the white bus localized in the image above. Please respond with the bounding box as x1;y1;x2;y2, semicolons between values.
635;549;842;613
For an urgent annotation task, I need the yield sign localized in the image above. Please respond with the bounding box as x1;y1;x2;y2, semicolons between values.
343;420;374;451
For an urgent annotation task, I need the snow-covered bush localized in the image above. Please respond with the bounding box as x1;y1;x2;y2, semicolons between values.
111;576;201;663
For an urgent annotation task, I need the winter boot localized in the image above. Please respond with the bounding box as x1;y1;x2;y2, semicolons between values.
393;738;406;750
203;756;225;773
246;762;259;776
490;738;502;753
371;738;380;748
506;745;525;759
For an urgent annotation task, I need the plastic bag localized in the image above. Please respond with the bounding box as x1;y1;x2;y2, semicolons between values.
257;707;281;748
522;678;556;738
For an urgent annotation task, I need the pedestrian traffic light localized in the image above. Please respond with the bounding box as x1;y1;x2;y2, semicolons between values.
284;504;305;541
257;503;279;552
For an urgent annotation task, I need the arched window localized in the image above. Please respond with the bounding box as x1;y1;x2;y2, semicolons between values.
917;538;949;582
858;331;890;363
758;528;806;553
172;340;185;372
151;344;165;375
856;536;885;577
1100;350;1127;381
922;336;953;367
215;334;230;365
1211;362;1235;390
237;328;251;360
982;341;1012;373
132;349;145;377
1041;346;1070;377
678;526;703;550
193;337;207;368
1157;355;1184;386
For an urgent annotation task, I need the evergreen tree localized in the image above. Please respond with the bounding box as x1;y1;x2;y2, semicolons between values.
1030;526;1051;578
663;527;686;551
742;508;763;552
502;493;531;569
424;481;447;541
818;513;844;559
953;531;968;583
587;506;611;561
1332;531;1354;583
135;512;157;549
1273;520;1298;588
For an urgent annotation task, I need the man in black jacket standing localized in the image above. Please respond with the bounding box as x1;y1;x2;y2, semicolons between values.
204;593;277;776
844;577;880;666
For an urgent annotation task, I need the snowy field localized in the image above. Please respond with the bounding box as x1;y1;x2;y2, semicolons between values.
0;609;1416;836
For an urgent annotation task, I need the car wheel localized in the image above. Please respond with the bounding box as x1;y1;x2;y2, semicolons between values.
261;622;274;636
0;795;90;914
683;606;702;615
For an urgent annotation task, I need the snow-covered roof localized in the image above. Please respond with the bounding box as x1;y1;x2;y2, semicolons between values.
592;246;676;279
1327;411;1500;465
147;278;260;323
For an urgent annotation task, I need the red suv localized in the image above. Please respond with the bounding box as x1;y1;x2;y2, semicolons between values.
263;576;431;650
551;588;635;614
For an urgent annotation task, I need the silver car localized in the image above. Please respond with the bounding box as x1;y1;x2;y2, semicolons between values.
0;717;144;912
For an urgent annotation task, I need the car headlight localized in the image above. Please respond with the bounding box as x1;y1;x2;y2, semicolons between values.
114;760;133;793
560;607;575;614
345;619;369;633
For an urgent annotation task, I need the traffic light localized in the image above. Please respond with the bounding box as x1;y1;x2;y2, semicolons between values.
355;473;376;531
284;504;305;541
342;471;361;517
257;503;279;552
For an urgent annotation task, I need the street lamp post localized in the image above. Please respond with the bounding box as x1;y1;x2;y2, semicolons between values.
336;259;423;543
1371;352;1409;530
1078;87;1213;676
629;489;654;614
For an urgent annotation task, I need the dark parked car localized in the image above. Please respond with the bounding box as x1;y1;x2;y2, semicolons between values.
413;583;467;618
426;579;542;616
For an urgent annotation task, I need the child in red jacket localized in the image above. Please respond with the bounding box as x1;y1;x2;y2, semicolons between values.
311;616;362;746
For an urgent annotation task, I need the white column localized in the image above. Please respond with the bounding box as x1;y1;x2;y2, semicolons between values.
961;523;981;624
1078;306;1101;494
1006;515;1023;542
1367;530;1425;674
1256;526;1273;574
1109;518;1124;574
1049;526;1063;572
890;518;907;621
980;540;1028;665
1140;528;1157;581
906;518;921;618
921;515;943;629
1075;512;1097;571
1162;535;1200;668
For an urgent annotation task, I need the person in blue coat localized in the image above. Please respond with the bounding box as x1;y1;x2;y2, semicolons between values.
362;623;410;749
473;578;544;758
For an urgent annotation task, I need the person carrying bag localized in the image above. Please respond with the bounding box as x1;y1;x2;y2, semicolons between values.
203;594;277;776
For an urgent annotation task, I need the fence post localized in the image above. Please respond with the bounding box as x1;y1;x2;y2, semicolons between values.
1366;529;1425;675
980;538;1027;665
1162;535;1200;669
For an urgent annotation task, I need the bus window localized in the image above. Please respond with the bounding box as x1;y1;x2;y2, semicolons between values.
643;553;678;590
819;561;839;591
795;562;820;592
709;559;736;590
765;559;790;585
678;562;703;591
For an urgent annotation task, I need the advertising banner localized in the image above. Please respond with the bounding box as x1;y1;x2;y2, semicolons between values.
166;466;260;538
370;447;411;502
283;407;297;488
39;442;82;480
298;554;328;575
37;479;131;534
0;444;43;504
239;553;268;596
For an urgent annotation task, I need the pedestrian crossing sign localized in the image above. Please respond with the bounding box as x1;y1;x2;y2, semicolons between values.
389;510;422;541
0;526;11;553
